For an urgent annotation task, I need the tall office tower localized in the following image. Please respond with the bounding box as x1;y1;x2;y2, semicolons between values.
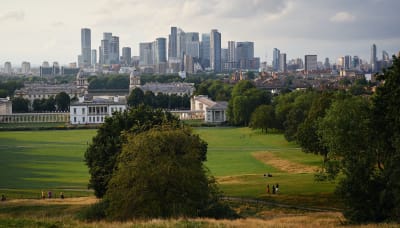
382;50;389;61
279;53;287;72
221;48;228;71
153;38;167;65
4;62;12;74
352;56;360;70
210;29;221;73
236;42;254;69
176;28;186;59
110;36;119;64
42;61;50;67
344;55;352;70
81;28;91;67
91;49;97;66
168;27;178;59
227;41;236;70
100;32;112;65
122;47;132;66
139;42;153;66
21;61;31;74
324;58;330;69
371;44;377;72
305;55;318;72
184;32;200;58
272;48;280;72
200;33;210;68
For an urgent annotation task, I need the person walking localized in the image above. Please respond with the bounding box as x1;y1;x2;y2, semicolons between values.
272;185;276;194
276;183;279;193
267;184;270;194
41;190;45;199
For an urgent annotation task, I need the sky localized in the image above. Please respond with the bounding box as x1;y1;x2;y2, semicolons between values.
1;0;399;67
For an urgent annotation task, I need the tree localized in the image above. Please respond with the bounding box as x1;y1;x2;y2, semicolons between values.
84;106;180;198
297;92;334;159
55;92;70;111
104;126;216;219
127;88;144;107
249;105;275;133
12;97;30;113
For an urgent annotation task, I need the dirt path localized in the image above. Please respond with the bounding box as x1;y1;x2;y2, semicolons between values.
252;151;317;174
3;196;99;205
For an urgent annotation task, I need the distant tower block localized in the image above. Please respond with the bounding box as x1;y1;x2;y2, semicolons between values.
129;69;141;93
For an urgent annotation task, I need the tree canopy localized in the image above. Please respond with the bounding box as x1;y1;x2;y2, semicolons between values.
84;106;180;198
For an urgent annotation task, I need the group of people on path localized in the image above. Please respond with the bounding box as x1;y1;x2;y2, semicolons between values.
41;190;64;199
266;183;279;194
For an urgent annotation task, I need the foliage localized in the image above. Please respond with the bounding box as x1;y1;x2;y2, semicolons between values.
88;75;129;90
55;92;70;111
0;80;24;97
103;126;222;220
317;55;400;223
228;81;271;126
249;105;275;133
195;80;232;101
84;106;180;198
127;88;190;109
11;97;30;113
297;91;334;159
32;97;56;112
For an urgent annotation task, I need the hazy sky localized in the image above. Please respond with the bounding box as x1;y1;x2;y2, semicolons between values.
1;0;399;66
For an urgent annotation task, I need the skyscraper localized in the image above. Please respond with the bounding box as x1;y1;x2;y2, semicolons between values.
91;49;97;66
110;36;119;64
236;42;254;70
371;44;377;72
168;27;178;60
324;58;330;69
200;33;210;69
344;55;352;70
21;61;31;74
228;41;236;70
153;38;167;64
279;53;287;72
210;29;221;73
122;47;132;66
81;28;91;67
4;62;12;74
272;48;280;72
99;33;119;65
139;42;153;66
305;55;318;72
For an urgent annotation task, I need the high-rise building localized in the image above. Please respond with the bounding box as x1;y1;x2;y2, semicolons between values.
99;32;119;65
21;61;31;74
371;44;377;72
305;55;318;72
382;50;390;61
81;28;91;67
91;49;97;66
110;36;119;64
344;55;352;70
122;47;132;66
177;28;186;59
4;62;12;74
352;56;360;70
139;42;153;66
227;41;236;70
272;48;280;72
200;33;210;69
324;58;330;69
168;27;178;59
279;53;287;72
221;48;228;71
236;42;254;70
210;29;221;73
153;38;167;65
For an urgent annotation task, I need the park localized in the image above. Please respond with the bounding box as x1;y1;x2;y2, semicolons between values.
0;127;352;227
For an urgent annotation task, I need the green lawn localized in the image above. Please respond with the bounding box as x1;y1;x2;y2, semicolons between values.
0;127;338;207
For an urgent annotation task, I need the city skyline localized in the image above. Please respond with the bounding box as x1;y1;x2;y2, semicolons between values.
1;0;399;66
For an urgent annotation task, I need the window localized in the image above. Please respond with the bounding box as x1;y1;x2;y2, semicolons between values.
82;108;85;114
74;117;76;123
73;108;77;114
82;117;85;123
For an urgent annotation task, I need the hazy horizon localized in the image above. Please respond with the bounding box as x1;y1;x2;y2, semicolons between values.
1;0;399;66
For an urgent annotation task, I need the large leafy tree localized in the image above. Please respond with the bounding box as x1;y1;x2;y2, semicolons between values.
12;97;30;113
127;88;144;107
317;55;400;222
249;105;275;133
84;106;180;198
104;126;215;219
55;92;70;111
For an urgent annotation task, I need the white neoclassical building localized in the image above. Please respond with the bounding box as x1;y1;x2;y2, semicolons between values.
191;95;228;123
70;96;127;125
